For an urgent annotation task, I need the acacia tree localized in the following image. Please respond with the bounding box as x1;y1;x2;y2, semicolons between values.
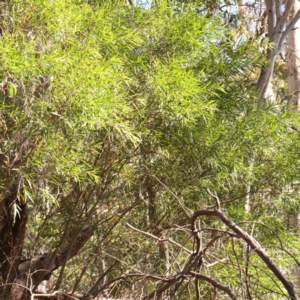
1;1;300;300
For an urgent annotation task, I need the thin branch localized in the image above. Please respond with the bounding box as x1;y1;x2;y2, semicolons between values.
142;273;184;300
206;252;253;273
151;175;191;218
207;189;221;211
195;277;200;300
71;255;94;295
200;227;239;238
84;262;117;299
231;238;245;299
205;256;228;268
206;192;250;209
126;223;192;254
277;0;295;29
143;252;201;299
245;223;255;300
277;9;300;55
189;272;238;300
239;221;284;247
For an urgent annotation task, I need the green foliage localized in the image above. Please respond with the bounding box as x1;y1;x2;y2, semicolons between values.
0;0;300;299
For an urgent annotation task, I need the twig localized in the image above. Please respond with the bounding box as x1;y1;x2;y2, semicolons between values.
126;223;192;254
151;175;191;218
189;272;238;300
207;189;221;211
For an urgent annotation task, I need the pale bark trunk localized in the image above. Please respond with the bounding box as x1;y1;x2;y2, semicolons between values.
286;0;300;110
285;0;300;294
256;0;300;101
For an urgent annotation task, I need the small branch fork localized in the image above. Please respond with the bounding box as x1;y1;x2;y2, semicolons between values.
126;223;192;254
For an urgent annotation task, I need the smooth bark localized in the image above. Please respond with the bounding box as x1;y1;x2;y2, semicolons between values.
256;0;300;101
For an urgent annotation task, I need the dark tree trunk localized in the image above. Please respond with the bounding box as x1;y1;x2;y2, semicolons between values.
0;183;28;298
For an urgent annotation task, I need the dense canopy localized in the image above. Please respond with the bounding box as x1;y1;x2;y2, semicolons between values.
1;0;300;299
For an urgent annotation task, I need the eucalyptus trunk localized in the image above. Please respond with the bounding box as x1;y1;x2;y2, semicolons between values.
256;0;300;101
286;0;300;110
285;0;300;293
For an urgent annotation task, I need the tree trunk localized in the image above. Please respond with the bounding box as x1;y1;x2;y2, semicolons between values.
285;0;300;294
8;227;93;300
0;186;28;285
256;0;300;101
286;0;300;110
